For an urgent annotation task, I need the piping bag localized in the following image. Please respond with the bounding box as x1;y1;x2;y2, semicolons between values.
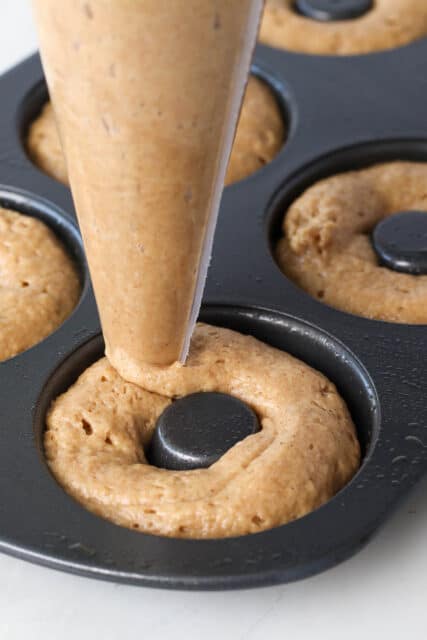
31;1;264;378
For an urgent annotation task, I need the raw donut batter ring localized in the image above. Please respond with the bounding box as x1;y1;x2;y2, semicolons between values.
260;0;427;55
0;207;80;361
276;161;427;324
45;323;360;539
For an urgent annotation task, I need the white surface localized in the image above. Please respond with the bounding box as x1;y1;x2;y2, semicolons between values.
1;3;427;639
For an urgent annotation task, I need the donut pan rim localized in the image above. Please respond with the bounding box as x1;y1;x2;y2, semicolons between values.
0;41;426;589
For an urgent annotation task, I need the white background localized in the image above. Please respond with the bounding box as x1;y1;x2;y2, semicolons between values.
1;2;427;638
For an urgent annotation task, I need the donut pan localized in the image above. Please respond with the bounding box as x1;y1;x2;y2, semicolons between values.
1;37;427;590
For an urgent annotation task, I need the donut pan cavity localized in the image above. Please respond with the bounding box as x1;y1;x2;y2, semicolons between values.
0;38;427;589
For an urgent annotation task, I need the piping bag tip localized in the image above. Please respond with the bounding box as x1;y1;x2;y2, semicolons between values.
177;3;264;366
177;252;213;365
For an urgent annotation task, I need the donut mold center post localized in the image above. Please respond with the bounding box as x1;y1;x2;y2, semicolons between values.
148;392;260;471
294;0;373;22
372;210;427;275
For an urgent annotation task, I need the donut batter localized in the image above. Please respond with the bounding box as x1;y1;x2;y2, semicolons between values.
260;0;427;55
0;207;80;361
26;102;68;185
276;161;427;323
46;324;360;539
27;76;285;188
225;76;285;185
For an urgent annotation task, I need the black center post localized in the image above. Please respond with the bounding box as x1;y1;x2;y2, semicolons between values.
148;392;260;471
372;211;427;275
294;0;373;22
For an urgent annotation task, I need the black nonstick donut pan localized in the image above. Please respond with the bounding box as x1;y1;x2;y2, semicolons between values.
1;34;427;590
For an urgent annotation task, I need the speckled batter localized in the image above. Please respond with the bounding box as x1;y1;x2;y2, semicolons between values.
225;76;285;185
276;161;427;324
260;0;427;55
0;207;80;361
27;76;285;188
26;102;68;185
45;323;360;539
